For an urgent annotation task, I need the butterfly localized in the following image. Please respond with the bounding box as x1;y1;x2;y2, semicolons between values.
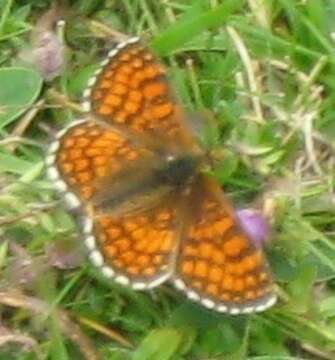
46;36;276;314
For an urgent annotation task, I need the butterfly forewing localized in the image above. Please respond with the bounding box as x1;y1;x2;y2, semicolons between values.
46;118;157;210
174;176;276;314
83;37;196;147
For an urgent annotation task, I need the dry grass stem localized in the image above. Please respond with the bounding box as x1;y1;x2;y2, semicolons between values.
0;291;101;360
227;26;264;124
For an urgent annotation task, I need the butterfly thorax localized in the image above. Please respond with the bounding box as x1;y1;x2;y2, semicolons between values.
154;154;200;187
91;153;202;215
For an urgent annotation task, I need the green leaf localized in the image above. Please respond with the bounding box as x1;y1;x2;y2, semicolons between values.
168;303;221;330
212;150;239;183
133;328;182;360
198;323;242;356
151;0;243;55
249;355;301;359
0;67;42;129
268;248;298;282
49;315;69;360
0;240;8;268
286;261;317;313
0;152;33;174
250;320;290;357
67;64;99;98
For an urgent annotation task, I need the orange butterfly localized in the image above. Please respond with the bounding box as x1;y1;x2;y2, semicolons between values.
46;37;276;314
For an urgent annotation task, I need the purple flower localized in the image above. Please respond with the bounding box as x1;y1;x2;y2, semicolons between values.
32;31;64;81
236;209;270;248
26;4;65;81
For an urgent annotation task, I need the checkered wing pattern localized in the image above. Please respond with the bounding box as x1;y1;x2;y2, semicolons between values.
83;202;180;289
82;37;195;145
46;119;154;210
174;176;276;314
46;118;181;288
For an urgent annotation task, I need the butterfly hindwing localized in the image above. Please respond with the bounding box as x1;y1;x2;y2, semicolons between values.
83;199;181;289
173;175;276;314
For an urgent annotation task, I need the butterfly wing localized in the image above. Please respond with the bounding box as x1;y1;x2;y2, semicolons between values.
46;118;156;210
45;37;201;290
82;37;197;148
174;175;276;314
46;119;183;288
84;199;181;289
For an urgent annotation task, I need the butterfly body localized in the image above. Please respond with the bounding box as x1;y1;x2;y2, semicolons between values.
153;153;200;186
46;36;276;314
89;139;202;215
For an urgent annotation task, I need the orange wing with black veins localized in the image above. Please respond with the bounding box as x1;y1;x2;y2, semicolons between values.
82;37;196;146
83;201;181;289
46;119;154;210
173;176;276;314
46;119;182;289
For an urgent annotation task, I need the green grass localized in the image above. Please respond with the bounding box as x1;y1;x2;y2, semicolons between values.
1;0;335;359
